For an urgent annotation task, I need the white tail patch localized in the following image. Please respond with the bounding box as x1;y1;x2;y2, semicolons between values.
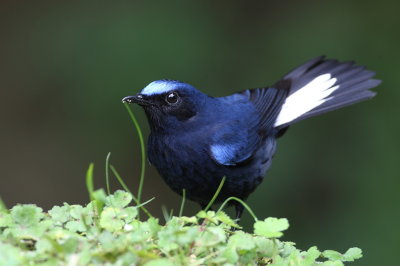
274;74;339;127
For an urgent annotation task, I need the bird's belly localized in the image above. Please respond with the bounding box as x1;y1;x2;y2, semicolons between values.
148;136;277;206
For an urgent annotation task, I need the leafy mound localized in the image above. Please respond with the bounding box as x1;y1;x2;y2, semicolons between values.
0;107;363;265
0;190;362;265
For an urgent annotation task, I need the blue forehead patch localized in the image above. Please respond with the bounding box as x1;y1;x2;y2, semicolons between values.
140;80;178;96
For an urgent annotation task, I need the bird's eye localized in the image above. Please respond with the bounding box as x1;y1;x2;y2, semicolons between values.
166;92;179;104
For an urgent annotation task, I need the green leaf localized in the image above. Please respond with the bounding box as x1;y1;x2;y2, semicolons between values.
69;205;85;220
106;190;133;208
48;204;71;225
222;246;239;263
100;207;125;232
143;217;162;236
65;220;86;233
116;252;139;265
35;238;53;253
62;205;92;232
254;217;289;238
0;242;23;266
97;231;118;251
10;204;43;226
92;188;107;213
5;220;52;239
228;231;255;251
343;247;363;261
279;242;298;260
122;207;138;222
196;210;218;224
302;246;321;264
253;236;277;257
215;211;241;228
323;250;343;261
60;237;79;254
322;261;345;266
0;212;12;227
99;205;137;232
177;216;198;225
143;258;175;266
323;247;362;262
196;227;226;247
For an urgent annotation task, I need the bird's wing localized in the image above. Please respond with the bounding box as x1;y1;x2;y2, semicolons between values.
209;56;381;166
208;118;260;166
239;84;291;132
209;87;288;166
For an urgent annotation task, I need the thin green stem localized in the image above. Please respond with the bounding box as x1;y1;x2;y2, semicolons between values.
110;164;153;218
105;152;111;195
216;196;258;221
0;196;7;211
204;176;226;212
86;163;95;201
161;205;170;223
179;189;186;217
136;197;155;209
124;103;146;214
110;165;133;196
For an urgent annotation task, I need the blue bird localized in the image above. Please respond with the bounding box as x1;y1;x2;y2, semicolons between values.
122;56;380;219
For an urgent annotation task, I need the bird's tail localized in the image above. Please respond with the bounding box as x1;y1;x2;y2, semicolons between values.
273;56;381;128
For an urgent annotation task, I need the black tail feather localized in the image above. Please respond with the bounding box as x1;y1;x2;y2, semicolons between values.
274;56;381;128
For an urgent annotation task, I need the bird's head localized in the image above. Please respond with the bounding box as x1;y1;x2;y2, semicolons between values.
123;80;208;132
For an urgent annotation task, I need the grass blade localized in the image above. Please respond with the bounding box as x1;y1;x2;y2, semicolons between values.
204;176;226;211
86;163;95;201
105;152;111;195
161;205;171;223
216;196;258;221
179;189;186;217
136;197;155;209
110;165;132;195
0;196;7;211
124;103;146;205
110;164;153;218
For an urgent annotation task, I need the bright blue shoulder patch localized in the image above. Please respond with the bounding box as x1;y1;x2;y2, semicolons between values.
210;144;237;166
210;142;252;166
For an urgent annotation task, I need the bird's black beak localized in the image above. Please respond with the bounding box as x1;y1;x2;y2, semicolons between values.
122;94;151;106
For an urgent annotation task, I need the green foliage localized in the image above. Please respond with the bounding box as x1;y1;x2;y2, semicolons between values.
0;106;363;265
0;190;362;265
254;217;289;238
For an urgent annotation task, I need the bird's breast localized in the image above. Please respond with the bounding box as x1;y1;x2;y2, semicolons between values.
147;132;223;202
147;132;278;205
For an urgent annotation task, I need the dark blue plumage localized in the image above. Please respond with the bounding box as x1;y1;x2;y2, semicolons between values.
122;56;380;218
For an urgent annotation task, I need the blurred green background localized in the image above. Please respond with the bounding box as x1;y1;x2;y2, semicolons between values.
0;0;398;264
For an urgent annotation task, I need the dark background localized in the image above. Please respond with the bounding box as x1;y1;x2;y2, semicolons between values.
0;1;398;265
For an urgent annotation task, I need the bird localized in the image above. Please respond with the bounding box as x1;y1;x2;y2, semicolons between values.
122;56;380;219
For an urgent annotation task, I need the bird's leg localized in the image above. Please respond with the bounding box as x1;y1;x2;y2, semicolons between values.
235;204;244;221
